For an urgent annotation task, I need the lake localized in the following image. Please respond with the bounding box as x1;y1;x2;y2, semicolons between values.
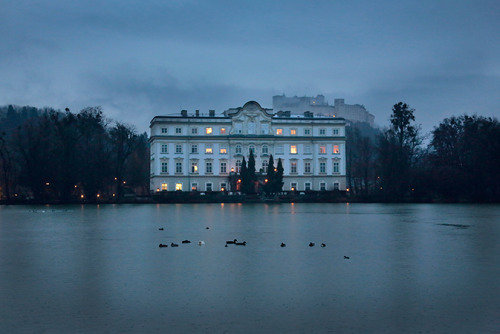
0;203;499;333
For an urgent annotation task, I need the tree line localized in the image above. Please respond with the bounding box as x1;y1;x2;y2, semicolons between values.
347;102;500;202
0;105;149;203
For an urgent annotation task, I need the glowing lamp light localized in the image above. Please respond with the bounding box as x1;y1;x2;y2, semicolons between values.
237;179;241;183
45;182;50;186
113;193;116;197
346;188;350;192
114;177;118;181
265;179;268;183
291;187;295;191
231;167;235;172
74;185;78;188
96;194;100;198
80;194;84;199
221;187;225;191
156;188;160;192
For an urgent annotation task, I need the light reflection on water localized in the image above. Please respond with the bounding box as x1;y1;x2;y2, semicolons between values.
0;203;499;333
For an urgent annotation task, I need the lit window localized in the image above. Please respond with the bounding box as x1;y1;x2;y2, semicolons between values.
191;162;198;173
290;145;297;154
161;183;167;191
176;183;182;191
161;128;168;134
175;127;182;134
176;162;182;173
205;145;213;154
276;128;283;135
192;183;198;191
220;127;226;135
206;127;213;135
319;146;326;154
161;162;168;173
191;144;198;154
191;128;198;135
220;162;227;173
290;129;297;135
220;147;227;154
290;162;297;173
333;162;339;173
304;162;311;173
206;162;212;173
320;162;326;173
333;145;340;154
319;129;326;135
161;144;168;154
304;129;311;135
175;144;182;154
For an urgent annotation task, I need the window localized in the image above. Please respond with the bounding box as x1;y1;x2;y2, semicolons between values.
235;145;242;154
262;160;268;173
175;144;182;154
333;162;339;173
304;128;311;135
320;162;326;173
191;162;198;173
320;182;326;191
235;123;242;134
319;146;326;154
161;127;168;134
304;161;311;173
319;128;326;135
305;145;311;154
249;145;255;154
206;162;212;173
206;127;213;135
290;145;297;154
305;183;311;191
176;183;182;191
161;183;167;191
290;129;297;135
261;123;269;134
276;128;283;135
262;145;269;154
191;127;198;135
205;145;213;154
333;128;339;135
191;144;198;154
176;162;182;173
175;127;182;134
291;182;297;191
220;146;227;154
248;122;255;134
275;145;284;155
161;162;168;173
290;161;297;174
191;183;198;191
161;144;168;154
220;183;227;191
333;145;340;154
206;183;212;191
235;160;242;173
333;182;339;190
220;162;227;173
220;127;226;135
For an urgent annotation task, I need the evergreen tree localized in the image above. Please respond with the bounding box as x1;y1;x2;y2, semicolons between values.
264;154;275;193
240;156;248;193
274;158;284;193
246;150;257;194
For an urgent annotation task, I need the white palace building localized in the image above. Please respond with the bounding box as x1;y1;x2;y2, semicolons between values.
149;101;346;193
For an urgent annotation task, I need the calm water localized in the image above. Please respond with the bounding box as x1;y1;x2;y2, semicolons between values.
0;203;499;333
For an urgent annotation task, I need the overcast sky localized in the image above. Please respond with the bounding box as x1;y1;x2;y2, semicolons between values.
1;0;499;134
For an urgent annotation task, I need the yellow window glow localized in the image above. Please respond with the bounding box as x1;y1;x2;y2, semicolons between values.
161;183;168;191
333;145;339;154
290;145;297;154
276;128;283;135
206;127;213;134
175;183;182;191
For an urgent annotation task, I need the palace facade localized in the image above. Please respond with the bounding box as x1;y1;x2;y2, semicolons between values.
149;101;346;193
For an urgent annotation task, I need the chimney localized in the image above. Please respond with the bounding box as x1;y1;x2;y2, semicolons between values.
209;110;215;117
195;110;199;117
181;110;188;117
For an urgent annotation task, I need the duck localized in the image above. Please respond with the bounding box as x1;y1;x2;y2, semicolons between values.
309;242;315;247
235;241;247;246
158;228;164;231
181;240;191;244
158;243;168;248
205;227;210;230
171;242;179;247
344;256;350;259
198;240;205;246
226;239;237;245
280;242;286;247
320;243;326;247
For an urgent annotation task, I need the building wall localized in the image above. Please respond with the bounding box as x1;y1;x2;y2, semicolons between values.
150;101;346;193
